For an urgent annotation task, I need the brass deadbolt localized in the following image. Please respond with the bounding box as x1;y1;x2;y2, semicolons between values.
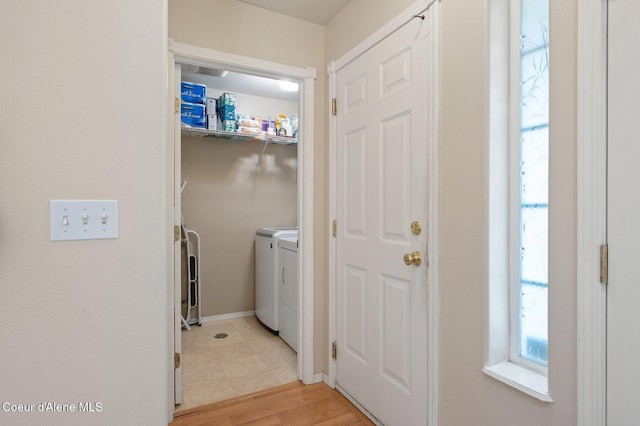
411;221;423;236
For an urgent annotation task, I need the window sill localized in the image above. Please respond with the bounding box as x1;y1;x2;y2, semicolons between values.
483;361;553;403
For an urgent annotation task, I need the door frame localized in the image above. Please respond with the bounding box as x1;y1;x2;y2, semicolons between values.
576;0;607;425
167;39;317;407
327;1;440;424
169;52;184;407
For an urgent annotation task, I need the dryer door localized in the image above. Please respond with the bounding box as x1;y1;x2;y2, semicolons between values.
279;244;298;352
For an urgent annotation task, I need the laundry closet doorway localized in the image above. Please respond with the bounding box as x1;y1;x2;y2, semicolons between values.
168;40;316;408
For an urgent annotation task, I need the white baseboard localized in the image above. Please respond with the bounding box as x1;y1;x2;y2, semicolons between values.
313;372;329;385
199;310;255;324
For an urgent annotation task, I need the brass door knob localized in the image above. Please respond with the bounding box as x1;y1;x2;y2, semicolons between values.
403;251;422;266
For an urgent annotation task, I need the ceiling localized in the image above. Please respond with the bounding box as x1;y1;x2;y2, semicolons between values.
182;67;299;102
236;0;352;25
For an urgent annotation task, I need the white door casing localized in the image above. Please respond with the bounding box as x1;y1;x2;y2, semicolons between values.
172;59;183;406
332;4;438;424
576;0;607;424
578;0;640;423
606;0;640;422
168;41;317;413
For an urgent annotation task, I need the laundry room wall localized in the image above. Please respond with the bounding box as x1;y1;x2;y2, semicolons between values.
328;0;578;424
168;0;328;373
180;91;299;317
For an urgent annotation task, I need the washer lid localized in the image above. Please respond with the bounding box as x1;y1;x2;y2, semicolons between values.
255;227;297;238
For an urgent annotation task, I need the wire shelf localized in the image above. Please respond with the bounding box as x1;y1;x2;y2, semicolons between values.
181;126;297;145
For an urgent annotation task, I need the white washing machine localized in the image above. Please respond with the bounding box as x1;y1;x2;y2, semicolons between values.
278;235;298;352
255;227;297;332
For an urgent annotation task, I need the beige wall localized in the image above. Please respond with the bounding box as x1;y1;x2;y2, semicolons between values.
169;0;328;372
328;0;578;424
0;1;170;425
181;137;297;316
439;0;577;423
324;0;416;61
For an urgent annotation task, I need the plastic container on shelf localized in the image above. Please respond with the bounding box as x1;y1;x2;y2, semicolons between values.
180;102;206;128
180;82;206;104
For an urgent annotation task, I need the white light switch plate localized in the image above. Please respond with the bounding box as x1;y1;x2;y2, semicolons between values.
50;200;118;241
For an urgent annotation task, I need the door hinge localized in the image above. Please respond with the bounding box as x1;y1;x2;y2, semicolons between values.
174;225;181;242
332;220;337;238
174;352;181;369
332;341;337;360
600;244;608;284
174;97;180;114
332;98;337;116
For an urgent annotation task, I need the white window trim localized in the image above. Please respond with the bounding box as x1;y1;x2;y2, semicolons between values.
507;0;523;369
483;361;551;402
485;0;551;402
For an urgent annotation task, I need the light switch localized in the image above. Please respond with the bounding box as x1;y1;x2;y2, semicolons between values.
50;200;118;241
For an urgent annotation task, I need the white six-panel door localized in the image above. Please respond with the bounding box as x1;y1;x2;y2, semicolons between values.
335;11;433;425
607;0;640;423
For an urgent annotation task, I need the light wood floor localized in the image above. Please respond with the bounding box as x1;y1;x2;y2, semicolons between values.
170;381;374;425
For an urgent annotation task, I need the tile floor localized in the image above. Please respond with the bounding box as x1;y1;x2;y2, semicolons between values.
175;316;298;412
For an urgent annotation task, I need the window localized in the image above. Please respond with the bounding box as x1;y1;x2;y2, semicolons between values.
512;0;549;369
484;0;550;401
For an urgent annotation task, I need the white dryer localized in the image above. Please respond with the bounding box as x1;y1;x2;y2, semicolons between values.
255;227;297;332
